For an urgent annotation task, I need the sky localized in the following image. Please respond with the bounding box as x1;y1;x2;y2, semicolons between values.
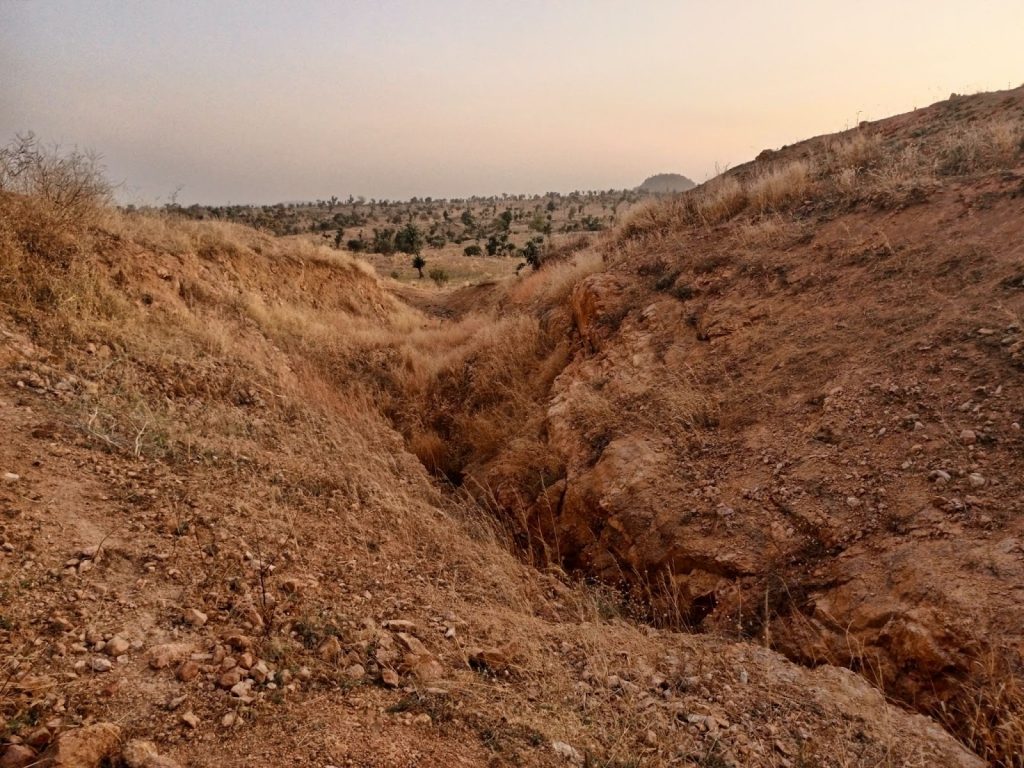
1;1;1022;204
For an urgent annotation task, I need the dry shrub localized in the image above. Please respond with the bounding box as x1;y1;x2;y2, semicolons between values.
619;196;687;237
868;144;935;192
937;649;1024;768
747;160;812;213
509;248;604;306
734;214;797;247
541;234;592;265
0;196;127;328
937;119;1024;176
620;175;749;238
825;131;885;172
0;133;111;228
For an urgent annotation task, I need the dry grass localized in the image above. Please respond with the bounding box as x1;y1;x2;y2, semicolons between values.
621;115;1024;244
1;133;1012;767
747;160;812;213
938;649;1024;768
824;131;885;173
937;119;1024;176
508;248;605;306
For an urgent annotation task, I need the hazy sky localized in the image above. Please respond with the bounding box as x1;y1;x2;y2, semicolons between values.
2;1;1021;204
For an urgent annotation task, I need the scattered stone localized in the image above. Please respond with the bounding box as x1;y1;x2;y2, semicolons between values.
405;653;443;682
343;663;366;680
104;635;130;657
217;668;243;689
381;668;400;688
552;741;583;765
122;739;160;768
221;712;238;727
44;722;120;767
148;643;194;670
3;473;20;484
250;660;270;683
0;745;36;768
959;429;977;445
229;680;253;699
845;496;860;508
318;636;342;662
383;619;417;633
395;633;427;655
468;647;511;674
176;661;200;682
180;711;199;729
182;608;207;627
968;473;986;488
90;657;112;673
929;470;951;483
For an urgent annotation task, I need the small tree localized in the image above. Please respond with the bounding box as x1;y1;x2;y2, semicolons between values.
371;227;395;254
412;254;426;278
522;237;544;270
395;223;425;256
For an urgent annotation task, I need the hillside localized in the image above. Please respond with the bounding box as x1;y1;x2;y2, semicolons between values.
2;86;1023;768
397;86;1024;765
637;174;697;194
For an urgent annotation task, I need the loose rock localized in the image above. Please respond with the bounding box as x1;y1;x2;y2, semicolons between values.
0;745;36;768
44;722;121;767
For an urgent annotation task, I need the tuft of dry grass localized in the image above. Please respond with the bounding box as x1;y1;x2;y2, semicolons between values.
937;648;1024;768
824;131;885;173
508;248;605;306
746;160;812;213
694;174;748;224
937;119;1024;176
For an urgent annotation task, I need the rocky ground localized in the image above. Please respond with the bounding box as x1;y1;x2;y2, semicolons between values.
0;320;985;768
4;87;1024;767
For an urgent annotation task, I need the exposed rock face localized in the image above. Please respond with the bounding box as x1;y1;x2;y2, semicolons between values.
474;118;1024;759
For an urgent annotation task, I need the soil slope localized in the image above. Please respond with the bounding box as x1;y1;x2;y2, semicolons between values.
425;87;1024;765
0;195;984;766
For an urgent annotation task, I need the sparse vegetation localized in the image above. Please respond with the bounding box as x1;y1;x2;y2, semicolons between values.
4;86;1024;768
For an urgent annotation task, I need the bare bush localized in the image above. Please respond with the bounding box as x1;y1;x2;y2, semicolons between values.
0;132;111;225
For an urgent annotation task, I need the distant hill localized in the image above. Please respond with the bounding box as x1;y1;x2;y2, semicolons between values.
637;172;696;193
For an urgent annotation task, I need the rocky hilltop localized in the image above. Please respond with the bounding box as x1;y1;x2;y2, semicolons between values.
638;173;696;193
